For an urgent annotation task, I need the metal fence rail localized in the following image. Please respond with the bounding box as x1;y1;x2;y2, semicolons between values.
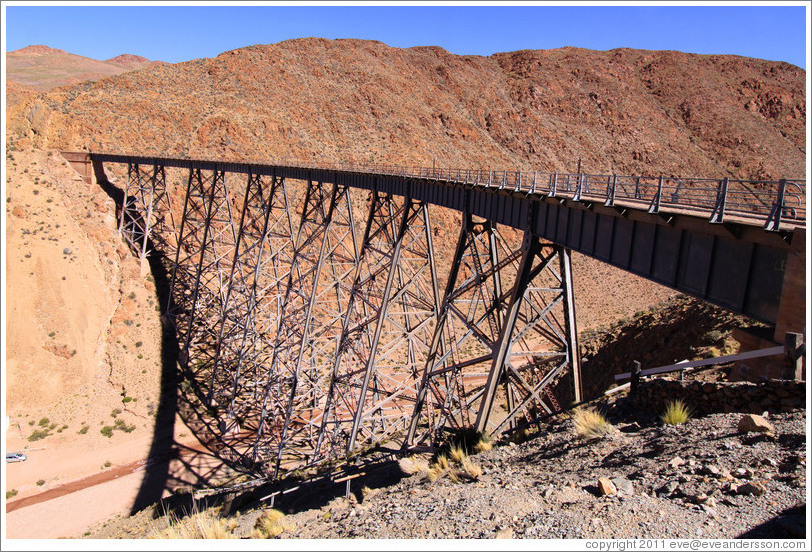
90;153;806;231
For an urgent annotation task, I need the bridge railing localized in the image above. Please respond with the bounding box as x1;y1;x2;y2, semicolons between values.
348;163;804;229
88;153;805;230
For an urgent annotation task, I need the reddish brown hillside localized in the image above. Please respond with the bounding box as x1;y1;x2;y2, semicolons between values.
6;38;805;180
104;54;153;69
6;45;156;91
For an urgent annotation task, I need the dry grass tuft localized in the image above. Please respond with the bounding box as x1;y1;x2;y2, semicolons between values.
148;506;236;539
448;445;466;464
426;449;482;483
398;455;430;476
474;434;493;453
661;399;692;426
251;508;293;539
573;407;614;439
460;456;483;479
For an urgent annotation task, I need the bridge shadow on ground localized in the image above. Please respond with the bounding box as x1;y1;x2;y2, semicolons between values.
578;293;768;402
737;504;806;538
91;164;251;516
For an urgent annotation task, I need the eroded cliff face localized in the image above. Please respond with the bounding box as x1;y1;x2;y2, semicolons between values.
6;39;805;181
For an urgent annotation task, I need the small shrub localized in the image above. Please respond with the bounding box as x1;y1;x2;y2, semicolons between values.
661;400;692;426
508;427;533;444
135;341;143;348
573;407;614;440
36;480;45;486
7;489;18;499
38;417;50;427
701;330;725;345
122;396;133;403
100;425;114;438
114;418;136;433
111;408;121;418
103;461;111;468
28;429;50;441
78;425;89;434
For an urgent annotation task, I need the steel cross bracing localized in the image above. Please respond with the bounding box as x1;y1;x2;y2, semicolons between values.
119;161;176;258
107;161;590;480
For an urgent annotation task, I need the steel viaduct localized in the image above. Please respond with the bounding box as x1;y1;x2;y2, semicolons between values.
63;152;806;482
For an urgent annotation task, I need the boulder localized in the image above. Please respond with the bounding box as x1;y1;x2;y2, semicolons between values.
611;476;634;495
737;414;775;436
598;477;617;496
736;482;766;496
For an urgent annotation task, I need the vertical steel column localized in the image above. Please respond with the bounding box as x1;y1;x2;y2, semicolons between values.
346;194;414;453
251;177;339;472
118;162;171;259
405;212;521;446
405;212;471;446
475;240;580;437
226;175;294;418
206;172;280;408
475;231;540;433
558;246;582;403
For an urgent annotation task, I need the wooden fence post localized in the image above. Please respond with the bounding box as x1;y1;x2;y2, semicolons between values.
630;360;642;397
784;332;804;381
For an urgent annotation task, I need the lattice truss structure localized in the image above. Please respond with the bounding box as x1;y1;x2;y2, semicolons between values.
114;161;582;479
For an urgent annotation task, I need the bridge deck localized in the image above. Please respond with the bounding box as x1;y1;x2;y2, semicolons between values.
86;153;804;325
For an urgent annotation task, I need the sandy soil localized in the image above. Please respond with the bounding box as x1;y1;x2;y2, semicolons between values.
2;148;171;539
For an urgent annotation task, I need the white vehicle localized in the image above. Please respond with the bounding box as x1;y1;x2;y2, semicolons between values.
5;452;27;463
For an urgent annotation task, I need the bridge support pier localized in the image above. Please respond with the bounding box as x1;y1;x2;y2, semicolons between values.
774;228;806;345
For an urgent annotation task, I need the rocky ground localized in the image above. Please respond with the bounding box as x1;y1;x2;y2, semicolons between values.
82;392;807;540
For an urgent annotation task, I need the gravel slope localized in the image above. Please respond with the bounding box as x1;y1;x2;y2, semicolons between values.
83;400;807;540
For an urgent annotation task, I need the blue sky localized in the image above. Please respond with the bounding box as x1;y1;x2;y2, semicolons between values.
3;2;809;69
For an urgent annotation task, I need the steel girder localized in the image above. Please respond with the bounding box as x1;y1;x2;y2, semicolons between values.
106;161;582;480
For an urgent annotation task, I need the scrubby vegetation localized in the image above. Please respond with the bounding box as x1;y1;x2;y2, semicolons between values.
661;399;692;426
573;407;614;439
148;506;237;539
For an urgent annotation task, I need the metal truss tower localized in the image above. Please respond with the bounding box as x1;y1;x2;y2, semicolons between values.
112;159;583;480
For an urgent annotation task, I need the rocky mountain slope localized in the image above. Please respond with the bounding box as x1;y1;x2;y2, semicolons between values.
6;38;805;180
5;45;157;91
82;397;806;540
